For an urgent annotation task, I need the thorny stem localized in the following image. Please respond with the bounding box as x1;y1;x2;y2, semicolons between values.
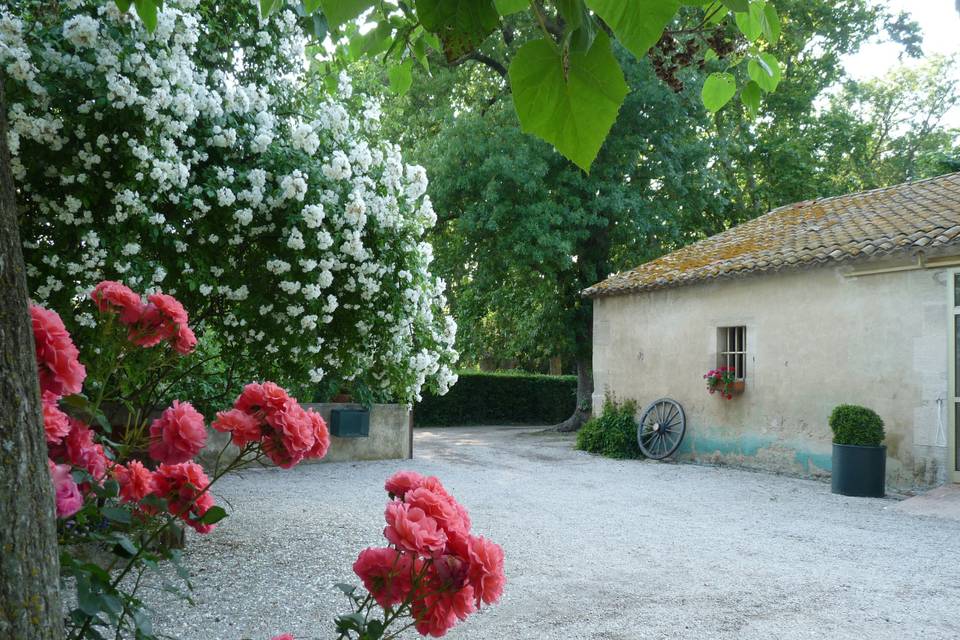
68;445;261;640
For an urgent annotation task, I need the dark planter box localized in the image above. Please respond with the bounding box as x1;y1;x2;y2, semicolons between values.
831;443;886;497
330;408;370;438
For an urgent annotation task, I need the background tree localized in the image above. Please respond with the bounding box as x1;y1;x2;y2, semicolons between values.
369;0;945;430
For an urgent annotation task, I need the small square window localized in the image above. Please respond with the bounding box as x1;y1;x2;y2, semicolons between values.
717;326;746;380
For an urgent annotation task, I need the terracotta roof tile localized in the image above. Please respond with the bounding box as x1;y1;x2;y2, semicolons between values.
584;172;960;298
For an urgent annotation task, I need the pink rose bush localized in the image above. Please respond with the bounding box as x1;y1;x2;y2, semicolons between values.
213;382;330;468
31;282;331;640
334;471;505;639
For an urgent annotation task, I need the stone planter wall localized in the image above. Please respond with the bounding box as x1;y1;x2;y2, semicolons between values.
199;403;411;468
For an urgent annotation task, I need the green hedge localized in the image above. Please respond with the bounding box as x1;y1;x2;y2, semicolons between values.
414;371;577;426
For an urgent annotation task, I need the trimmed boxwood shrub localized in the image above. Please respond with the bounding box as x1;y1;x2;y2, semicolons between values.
414;371;576;426
829;404;885;446
576;397;644;459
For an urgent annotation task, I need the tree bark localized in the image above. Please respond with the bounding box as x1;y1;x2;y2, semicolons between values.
554;351;593;432
0;75;65;639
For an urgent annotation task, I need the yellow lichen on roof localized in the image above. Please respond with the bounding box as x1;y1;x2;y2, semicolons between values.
584;172;960;298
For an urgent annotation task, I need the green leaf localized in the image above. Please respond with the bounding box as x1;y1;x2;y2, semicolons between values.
197;505;228;525
320;0;374;28
388;59;414;95
112;534;139;557
132;608;154;635
412;36;430;71
76;577;102;616
494;0;528;14
114;0;133;12
509;31;629;172
312;13;329;41
304;0;323;12
334;582;358;596
701;71;736;111
747;52;781;91
260;0;277;16
557;0;584;30
415;0;500;61
761;2;780;42
133;0;158;31
559;0;596;53
734;3;763;42
741;79;761;116
101;593;123;616
102;507;131;524
365;619;385;640
584;0;680;59
721;0;748;11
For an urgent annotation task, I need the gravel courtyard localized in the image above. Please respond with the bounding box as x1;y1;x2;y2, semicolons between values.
149;426;960;639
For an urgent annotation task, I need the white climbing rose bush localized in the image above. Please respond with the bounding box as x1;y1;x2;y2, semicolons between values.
2;0;458;402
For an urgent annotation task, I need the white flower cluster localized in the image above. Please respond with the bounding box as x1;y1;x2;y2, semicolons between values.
4;0;458;402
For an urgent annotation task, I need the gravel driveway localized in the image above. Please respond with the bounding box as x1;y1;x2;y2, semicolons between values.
148;426;960;640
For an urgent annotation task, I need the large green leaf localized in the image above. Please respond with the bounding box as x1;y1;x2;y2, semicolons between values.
761;2;780;42
415;0;500;61
320;0;374;29
734;3;763;42
584;0;680;59
494;0;528;14
740;80;761;116
721;0;749;11
747;52;781;91
509;31;628;172
134;0;157;31
701;71;736;111
389;59;414;95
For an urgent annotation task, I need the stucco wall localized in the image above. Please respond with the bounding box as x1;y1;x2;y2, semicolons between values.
199;403;411;468
592;263;951;490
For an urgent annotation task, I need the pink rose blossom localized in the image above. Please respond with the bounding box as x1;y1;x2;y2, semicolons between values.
128;292;191;349
148;400;207;464
271;635;295;640
261;433;306;469
90;280;143;324
212;408;262;446
385;470;424;499
113;460;156;504
265;398;315;454
173;324;197;355
466;536;505;605
411;569;476;638
49;459;83;518
404;487;469;538
353;547;415;609
54;418;108;482
30;304;86;396
305;410;330;460
153;461;216;533
42;392;71;445
384;501;446;554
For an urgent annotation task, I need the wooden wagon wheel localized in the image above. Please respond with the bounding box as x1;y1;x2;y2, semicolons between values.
637;398;686;460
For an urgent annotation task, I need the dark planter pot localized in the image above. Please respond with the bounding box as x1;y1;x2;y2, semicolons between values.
831;443;886;497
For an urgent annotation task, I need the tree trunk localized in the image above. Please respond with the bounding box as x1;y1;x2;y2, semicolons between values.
554;352;593;432
0;75;65;639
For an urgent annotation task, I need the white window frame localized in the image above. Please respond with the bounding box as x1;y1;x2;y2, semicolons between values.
717;326;746;380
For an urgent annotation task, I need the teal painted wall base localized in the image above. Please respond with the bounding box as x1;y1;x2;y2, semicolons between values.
677;429;833;478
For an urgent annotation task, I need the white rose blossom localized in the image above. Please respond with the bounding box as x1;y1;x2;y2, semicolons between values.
6;0;458;403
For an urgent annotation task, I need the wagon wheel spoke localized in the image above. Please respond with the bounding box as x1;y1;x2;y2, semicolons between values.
637;398;686;460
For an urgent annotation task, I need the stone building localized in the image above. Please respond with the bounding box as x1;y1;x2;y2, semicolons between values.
585;172;960;490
